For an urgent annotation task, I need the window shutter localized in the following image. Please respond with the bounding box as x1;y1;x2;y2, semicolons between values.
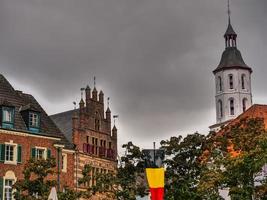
17;145;22;163
0;177;3;200
47;149;51;158
0;144;5;162
31;147;36;158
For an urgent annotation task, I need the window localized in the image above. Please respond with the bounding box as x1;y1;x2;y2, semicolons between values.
29;112;39;127
95;119;100;131
229;74;234;89
29;112;40;133
4;179;14;200
0;142;21;165
229;98;235;115
36;149;45;160
218;76;222;91
100;140;106;147
241;74;246;89
218;100;223;118
31;147;49;160
5;145;14;162
62;153;67;173
242;98;247;112
86;136;89;144
2;107;14;129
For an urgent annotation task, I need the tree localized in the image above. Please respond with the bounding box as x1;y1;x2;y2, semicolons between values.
80;142;148;200
160;133;207;200
199;117;267;200
13;158;80;200
13;158;57;200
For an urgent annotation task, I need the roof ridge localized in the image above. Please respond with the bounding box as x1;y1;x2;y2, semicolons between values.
50;109;76;117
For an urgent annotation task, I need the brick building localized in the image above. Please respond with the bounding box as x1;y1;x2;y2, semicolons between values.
51;85;118;192
0;74;75;199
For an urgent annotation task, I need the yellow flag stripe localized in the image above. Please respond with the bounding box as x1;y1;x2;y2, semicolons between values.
146;168;164;188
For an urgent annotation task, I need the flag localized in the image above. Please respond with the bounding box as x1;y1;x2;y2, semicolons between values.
146;168;164;200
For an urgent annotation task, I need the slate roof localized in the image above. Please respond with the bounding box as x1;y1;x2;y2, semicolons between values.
213;47;252;73
0;74;74;149
50;110;77;144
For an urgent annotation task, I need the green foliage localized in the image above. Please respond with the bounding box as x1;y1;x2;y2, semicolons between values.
13;158;57;200
161;133;207;200
199;118;267;200
80;142;148;200
13;157;81;200
58;188;82;200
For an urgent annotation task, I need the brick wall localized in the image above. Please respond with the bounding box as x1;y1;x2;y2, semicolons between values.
0;129;75;189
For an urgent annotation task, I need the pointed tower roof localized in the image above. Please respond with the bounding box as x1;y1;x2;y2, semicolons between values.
106;107;111;113
224;23;237;37
213;1;252;74
112;125;117;131
224;0;236;37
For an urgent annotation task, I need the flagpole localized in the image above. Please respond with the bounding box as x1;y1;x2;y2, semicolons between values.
153;142;156;168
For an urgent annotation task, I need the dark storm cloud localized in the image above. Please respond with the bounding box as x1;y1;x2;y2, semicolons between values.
1;0;267;148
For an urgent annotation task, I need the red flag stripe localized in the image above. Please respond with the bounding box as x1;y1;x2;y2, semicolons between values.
150;188;164;200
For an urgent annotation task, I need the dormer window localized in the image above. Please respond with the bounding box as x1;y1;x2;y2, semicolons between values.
29;112;40;133
2;107;15;129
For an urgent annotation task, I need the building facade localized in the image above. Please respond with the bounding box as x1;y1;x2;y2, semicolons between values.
0;74;75;200
51;85;118;193
210;14;253;131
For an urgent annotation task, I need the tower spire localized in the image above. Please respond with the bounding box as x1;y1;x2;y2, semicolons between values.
224;0;237;48
228;0;231;24
94;76;96;88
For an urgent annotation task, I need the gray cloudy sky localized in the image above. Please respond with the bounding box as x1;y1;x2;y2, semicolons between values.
1;0;267;149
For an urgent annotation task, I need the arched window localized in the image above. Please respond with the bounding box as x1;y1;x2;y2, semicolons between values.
218;100;223;118
4;171;16;200
218;76;222;92
229;74;234;89
229;98;235;115
241;74;246;89
242;98;247;112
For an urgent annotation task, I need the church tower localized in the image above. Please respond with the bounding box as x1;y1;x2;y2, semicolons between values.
210;1;253;131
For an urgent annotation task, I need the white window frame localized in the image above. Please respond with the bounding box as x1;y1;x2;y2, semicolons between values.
3;171;17;200
29;112;39;127
3;109;12;123
62;153;67;173
35;147;47;160
4;141;17;165
4;179;14;200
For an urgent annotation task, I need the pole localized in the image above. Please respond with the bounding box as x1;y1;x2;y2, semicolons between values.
57;147;61;191
153;142;156;168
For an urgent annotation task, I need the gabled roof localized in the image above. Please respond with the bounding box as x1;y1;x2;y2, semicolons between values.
0;74;74;149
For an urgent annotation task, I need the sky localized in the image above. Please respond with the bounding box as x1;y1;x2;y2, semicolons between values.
0;0;267;150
